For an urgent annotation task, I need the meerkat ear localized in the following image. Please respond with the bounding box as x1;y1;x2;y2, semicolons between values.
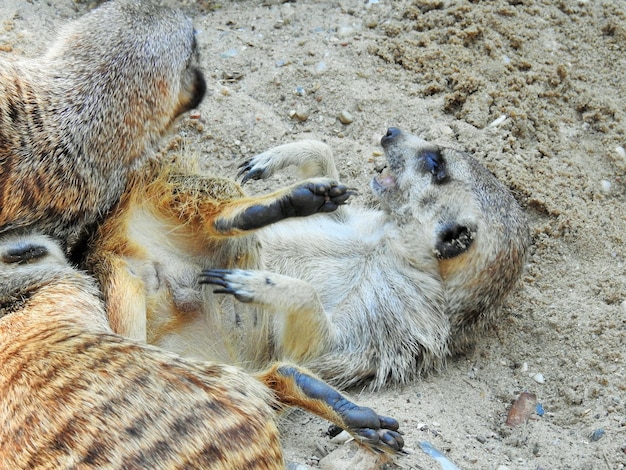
434;223;475;259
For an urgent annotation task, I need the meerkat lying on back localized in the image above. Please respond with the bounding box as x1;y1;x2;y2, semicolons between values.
0;234;403;468
203;127;531;389
0;0;205;257
86;127;529;391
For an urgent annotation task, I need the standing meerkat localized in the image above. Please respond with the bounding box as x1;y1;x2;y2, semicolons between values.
0;234;403;468
0;0;206;256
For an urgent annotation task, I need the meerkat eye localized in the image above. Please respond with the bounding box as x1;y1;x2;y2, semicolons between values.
417;149;448;183
2;243;49;264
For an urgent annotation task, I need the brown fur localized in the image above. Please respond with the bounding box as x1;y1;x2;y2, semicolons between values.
0;0;404;462
0;234;282;469
85;128;529;391
0;234;403;467
0;0;206;255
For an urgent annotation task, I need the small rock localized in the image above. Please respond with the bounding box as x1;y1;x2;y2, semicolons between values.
589;428;605;442
313;61;327;75
329;430;352;445
476;435;487;444
290;108;309;122
489;114;508;127
337;110;353;124
531;373;545;384
336;26;355;38
600;180;611;194
219;48;238;59
506;392;537;427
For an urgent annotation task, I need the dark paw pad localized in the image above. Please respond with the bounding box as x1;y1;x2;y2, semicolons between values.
289;181;354;216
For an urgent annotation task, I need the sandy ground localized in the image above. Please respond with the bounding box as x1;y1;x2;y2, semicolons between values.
1;0;625;468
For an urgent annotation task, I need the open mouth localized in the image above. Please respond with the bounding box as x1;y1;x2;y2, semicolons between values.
371;166;398;192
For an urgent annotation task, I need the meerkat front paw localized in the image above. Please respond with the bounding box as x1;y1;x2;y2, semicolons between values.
286;178;353;216
216;178;354;232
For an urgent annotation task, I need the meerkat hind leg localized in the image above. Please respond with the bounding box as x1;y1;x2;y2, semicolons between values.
199;268;333;361
255;363;404;453
238;140;339;183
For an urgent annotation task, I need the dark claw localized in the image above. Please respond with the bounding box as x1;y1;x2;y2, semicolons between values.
237;160;265;184
380;430;404;451
198;269;231;286
378;415;400;432
198;269;255;303
327;425;343;438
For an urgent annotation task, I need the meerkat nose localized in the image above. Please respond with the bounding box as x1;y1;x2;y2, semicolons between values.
381;127;402;147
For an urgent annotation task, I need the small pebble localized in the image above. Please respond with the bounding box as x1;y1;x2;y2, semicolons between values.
219;48;238;58
615;146;626;159
337;26;355;38
531;373;545;384
589;428;605;442
476;435;487;444
290;108;309;122
489;114;508;127
519;362;529;373
329;430;352;444
506;392;537;427
294;86;306;96
600;180;611;194
338;110;354;124
313;61;327;75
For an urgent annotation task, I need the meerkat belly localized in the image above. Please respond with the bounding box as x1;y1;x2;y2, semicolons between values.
259;208;390;312
124;207;242;363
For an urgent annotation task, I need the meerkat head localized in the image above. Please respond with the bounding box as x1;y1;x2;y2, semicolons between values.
43;0;206;163
373;128;529;331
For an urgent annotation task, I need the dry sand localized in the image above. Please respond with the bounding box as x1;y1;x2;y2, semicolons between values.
1;0;624;468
